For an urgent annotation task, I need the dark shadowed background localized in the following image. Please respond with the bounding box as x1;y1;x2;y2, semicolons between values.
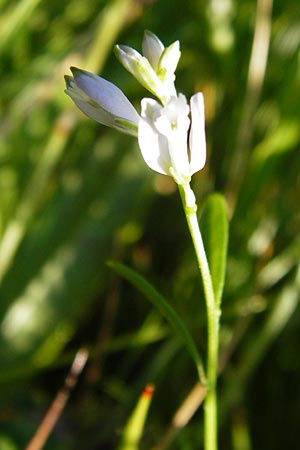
0;0;299;449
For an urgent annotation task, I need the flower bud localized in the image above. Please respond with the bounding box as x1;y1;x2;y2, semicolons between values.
64;67;139;136
115;32;180;104
142;30;165;71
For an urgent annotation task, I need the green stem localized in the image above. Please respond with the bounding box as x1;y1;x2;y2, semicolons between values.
178;183;220;450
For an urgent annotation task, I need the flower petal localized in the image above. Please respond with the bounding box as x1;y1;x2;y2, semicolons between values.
189;93;206;175
138;98;170;175
154;95;190;183
65;75;115;127
158;40;181;80
142;30;164;71
70;67;140;125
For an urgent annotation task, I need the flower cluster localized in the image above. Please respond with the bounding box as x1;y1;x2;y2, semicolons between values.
65;31;206;186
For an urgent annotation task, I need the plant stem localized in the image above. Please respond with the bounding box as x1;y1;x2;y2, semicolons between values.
178;183;220;450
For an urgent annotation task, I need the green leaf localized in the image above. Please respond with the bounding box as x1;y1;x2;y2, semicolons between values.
108;261;206;384
200;193;229;306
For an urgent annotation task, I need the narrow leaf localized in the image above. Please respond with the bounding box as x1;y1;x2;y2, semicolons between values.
200;193;229;306
108;261;206;384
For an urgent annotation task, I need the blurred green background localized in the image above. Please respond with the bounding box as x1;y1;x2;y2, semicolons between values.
0;0;299;449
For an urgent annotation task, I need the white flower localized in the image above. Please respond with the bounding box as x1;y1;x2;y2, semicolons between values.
64;32;207;185
64;67;139;136
138;93;206;185
114;31;180;104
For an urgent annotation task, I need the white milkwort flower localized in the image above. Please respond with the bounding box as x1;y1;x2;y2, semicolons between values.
138;93;206;185
64;32;206;186
115;30;180;104
64;67;139;137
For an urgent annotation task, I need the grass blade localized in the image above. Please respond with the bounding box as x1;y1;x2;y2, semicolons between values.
108;261;206;384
